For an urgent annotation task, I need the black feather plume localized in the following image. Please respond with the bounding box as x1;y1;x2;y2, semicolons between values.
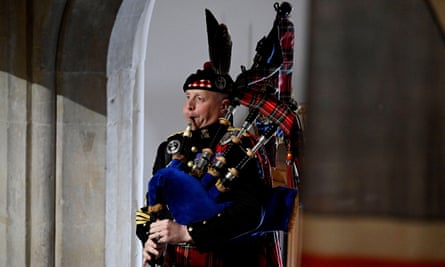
205;9;232;75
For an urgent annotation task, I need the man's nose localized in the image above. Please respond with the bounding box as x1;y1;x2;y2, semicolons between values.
186;99;194;110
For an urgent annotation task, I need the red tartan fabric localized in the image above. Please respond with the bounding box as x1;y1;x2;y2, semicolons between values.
238;89;296;137
278;17;294;105
164;244;224;267
163;232;283;267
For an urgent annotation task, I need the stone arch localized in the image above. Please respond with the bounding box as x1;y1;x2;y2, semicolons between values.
106;0;155;266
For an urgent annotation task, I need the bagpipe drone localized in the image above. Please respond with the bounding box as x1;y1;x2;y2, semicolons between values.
136;2;303;246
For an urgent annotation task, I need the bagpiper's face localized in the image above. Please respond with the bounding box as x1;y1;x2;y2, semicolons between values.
182;89;229;130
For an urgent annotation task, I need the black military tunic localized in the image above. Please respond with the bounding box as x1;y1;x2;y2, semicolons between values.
152;122;281;267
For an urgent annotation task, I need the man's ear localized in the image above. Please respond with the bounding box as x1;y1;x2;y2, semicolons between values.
223;99;230;109
220;98;230;114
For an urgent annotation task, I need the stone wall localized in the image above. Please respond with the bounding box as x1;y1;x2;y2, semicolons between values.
0;0;125;266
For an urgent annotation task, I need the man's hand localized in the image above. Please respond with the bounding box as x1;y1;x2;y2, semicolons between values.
143;219;193;265
149;219;192;244
143;238;164;265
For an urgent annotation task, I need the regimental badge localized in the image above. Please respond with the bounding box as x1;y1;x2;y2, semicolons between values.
167;139;181;155
200;129;210;139
214;76;227;90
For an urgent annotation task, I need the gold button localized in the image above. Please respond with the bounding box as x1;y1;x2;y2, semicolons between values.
202;220;207;224
188;227;193;232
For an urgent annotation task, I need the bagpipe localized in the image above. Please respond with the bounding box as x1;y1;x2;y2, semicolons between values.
136;2;302;247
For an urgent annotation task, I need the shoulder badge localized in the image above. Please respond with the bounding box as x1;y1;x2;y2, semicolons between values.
167;139;181;155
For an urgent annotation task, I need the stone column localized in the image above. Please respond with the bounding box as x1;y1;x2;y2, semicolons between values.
1;1;56;266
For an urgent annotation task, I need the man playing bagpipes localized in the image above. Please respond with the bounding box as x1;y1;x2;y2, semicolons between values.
137;4;301;267
140;63;286;267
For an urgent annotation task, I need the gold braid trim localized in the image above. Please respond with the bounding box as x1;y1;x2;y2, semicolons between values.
167;130;185;139
136;208;151;225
